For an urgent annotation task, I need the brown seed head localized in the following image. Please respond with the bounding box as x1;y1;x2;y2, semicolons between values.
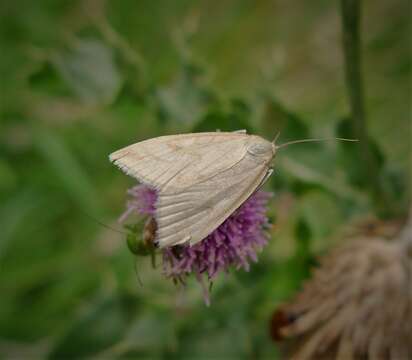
272;218;412;360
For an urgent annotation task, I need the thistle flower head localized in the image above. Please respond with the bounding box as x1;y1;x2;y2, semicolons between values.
271;219;412;359
121;184;272;304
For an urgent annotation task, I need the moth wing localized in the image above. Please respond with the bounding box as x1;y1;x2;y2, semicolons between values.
155;152;272;248
109;132;250;192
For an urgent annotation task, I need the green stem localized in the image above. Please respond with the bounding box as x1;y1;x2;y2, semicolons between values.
340;0;382;208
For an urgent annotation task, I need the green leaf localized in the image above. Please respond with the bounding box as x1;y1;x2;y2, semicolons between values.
192;98;253;133
48;296;130;359
0;157;17;192
122;313;174;352
33;129;102;216
175;323;248;359
156;62;216;124
298;191;343;251
290;217;314;282
295;217;311;246
336;117;385;189
52;38;122;105
277;155;368;204
28;62;71;96
260;97;309;142
0;190;40;258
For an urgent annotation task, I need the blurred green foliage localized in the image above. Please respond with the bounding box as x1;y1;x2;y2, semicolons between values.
0;0;410;358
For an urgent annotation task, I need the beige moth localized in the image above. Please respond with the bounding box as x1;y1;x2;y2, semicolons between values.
110;131;357;248
109;130;276;248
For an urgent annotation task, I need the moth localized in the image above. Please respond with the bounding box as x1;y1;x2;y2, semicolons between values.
110;130;355;248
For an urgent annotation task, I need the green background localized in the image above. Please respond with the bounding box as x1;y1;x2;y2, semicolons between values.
0;0;410;358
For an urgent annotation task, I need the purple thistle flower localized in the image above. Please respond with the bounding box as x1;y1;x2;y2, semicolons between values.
120;184;272;305
118;185;157;223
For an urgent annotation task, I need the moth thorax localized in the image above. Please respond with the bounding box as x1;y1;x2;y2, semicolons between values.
143;217;157;247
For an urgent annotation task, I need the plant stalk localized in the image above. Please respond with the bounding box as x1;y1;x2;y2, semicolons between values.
340;0;382;204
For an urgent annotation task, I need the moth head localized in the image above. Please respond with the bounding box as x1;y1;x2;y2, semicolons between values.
248;137;276;157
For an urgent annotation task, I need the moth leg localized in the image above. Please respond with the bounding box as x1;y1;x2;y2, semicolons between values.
242;168;273;204
161;235;191;249
232;129;247;134
256;168;274;191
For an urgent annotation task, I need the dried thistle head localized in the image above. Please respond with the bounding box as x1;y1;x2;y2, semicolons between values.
271;218;412;360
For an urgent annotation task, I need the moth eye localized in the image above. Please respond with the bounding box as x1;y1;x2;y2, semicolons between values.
248;142;273;156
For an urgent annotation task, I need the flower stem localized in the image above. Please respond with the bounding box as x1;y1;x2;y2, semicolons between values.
340;0;383;208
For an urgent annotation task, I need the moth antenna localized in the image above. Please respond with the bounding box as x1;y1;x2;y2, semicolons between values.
275;137;358;150
272;132;281;144
82;211;128;236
